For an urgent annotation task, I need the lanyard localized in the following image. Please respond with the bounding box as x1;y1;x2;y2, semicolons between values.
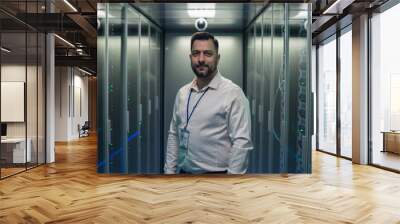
185;87;209;130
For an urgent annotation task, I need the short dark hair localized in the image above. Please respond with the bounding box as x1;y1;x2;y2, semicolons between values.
190;32;219;53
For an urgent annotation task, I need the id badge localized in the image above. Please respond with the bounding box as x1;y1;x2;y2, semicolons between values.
178;128;190;167
179;128;190;149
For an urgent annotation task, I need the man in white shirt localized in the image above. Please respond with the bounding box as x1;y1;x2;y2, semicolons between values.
164;32;253;174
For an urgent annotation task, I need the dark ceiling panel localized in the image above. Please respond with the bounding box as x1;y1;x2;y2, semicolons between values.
124;2;266;31
15;13;82;32
55;55;96;72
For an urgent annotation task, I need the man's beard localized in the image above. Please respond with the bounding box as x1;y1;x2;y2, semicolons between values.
191;63;215;78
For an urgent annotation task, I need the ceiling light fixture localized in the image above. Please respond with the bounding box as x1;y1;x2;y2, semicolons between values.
63;0;78;12
187;3;216;18
1;47;11;53
322;0;353;15
76;48;84;55
78;67;93;76
54;34;75;48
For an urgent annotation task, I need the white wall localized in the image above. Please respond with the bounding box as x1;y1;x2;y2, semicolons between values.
72;73;89;138
1;65;26;139
55;67;68;141
1;63;46;164
1;65;26;82
55;67;89;141
1;65;40;137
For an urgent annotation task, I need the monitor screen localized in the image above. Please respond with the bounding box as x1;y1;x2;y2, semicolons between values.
1;123;7;137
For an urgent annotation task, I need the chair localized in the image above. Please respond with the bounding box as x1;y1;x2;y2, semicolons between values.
79;121;90;138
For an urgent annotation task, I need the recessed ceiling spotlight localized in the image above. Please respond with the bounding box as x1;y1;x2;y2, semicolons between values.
195;18;208;31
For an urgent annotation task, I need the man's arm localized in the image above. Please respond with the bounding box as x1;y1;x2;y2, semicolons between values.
164;93;180;174
227;88;253;174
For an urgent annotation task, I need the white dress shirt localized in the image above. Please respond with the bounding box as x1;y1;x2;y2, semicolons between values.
164;72;253;174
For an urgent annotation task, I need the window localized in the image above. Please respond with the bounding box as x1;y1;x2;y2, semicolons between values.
371;2;400;171
317;36;337;155
339;27;352;158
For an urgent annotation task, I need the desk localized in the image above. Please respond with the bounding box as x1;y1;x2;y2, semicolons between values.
1;138;31;163
382;131;400;154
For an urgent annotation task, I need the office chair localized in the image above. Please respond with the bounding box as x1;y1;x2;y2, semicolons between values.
79;121;90;138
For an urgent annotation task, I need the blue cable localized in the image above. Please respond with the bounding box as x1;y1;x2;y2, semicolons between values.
97;130;141;168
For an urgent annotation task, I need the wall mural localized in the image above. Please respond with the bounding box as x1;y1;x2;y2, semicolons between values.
97;3;312;174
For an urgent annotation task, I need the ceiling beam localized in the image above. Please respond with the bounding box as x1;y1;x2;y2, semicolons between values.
322;0;356;15
67;14;97;39
55;55;96;72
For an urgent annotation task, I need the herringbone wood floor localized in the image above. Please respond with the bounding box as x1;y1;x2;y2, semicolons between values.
1;135;400;224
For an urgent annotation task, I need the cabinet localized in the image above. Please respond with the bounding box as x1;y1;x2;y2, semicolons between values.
1;138;32;164
382;131;400;154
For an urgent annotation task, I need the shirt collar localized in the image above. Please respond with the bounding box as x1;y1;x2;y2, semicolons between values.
190;71;222;92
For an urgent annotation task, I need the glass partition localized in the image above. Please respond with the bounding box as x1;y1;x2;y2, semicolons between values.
0;1;46;179
0;31;27;177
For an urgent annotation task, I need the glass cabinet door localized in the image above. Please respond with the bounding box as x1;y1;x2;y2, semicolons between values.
97;3;163;174
246;3;311;173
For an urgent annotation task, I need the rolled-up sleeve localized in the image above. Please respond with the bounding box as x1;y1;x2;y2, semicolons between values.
227;88;253;174
164;92;180;174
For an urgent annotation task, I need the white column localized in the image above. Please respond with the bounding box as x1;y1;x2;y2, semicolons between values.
46;32;55;163
45;0;56;163
352;14;369;164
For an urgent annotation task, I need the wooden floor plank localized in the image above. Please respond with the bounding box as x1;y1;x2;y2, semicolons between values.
0;134;399;223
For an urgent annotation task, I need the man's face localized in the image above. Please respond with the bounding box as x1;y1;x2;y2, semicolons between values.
190;39;220;78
